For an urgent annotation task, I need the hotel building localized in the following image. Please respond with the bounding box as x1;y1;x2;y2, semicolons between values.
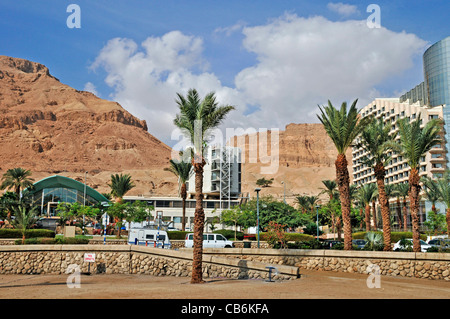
352;36;450;228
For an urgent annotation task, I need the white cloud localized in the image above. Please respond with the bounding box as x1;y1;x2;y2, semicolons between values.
83;81;99;96
327;2;359;17
91;14;428;146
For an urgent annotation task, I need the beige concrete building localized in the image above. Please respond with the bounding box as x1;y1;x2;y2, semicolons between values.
352;97;445;187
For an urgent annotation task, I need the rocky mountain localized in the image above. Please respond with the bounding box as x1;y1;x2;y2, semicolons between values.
0;56;178;196
0;56;351;202
230;124;353;205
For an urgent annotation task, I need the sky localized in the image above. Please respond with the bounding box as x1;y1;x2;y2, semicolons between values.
1;0;449;146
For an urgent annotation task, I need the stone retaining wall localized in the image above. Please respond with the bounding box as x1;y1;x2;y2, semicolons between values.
0;245;298;281
196;248;450;281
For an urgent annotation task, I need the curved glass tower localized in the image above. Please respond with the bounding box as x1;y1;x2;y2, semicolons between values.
423;36;450;107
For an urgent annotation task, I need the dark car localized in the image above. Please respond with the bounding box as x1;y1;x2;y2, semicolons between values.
35;218;59;231
323;240;343;249
352;239;367;249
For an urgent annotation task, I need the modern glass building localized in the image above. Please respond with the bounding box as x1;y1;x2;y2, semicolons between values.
24;175;110;216
424;36;450;107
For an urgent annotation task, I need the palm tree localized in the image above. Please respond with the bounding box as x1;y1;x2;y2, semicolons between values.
317;99;370;250
434;173;450;237
0;167;34;199
396;182;410;232
306;195;320;215
108;173;135;203
391;183;403;230
390;115;442;252
174;88;234;284
165;154;192;231
12;204;38;244
356;183;377;232
319;180;337;200
357;117;396;250
421;176;440;213
295;195;310;214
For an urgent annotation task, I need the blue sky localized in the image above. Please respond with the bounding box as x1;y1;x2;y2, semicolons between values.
1;1;449;145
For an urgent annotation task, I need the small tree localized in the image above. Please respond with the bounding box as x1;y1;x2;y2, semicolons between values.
12;204;38;244
265;221;287;249
256;177;274;187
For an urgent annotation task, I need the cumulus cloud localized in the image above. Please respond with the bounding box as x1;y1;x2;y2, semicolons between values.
91;14;428;146
327;2;359;17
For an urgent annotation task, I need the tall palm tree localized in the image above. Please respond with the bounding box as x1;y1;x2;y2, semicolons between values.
165;154;192;231
434;173;450;237
390;115;442;252
0;167;34;199
174;88;234;284
356;183;377;232
317;99;370;250
357;117;396;250
108;173;135;203
396;182;410;232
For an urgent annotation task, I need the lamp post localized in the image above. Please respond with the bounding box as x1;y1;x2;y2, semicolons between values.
315;205;320;240
281;181;286;204
255;188;261;248
83;171;87;235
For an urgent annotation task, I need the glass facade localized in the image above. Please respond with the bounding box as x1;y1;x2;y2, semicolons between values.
423;36;450;107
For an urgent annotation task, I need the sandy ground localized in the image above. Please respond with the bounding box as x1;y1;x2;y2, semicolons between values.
1;269;449;300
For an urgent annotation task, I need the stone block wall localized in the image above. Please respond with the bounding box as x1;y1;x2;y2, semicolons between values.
0;245;298;281
198;248;450;281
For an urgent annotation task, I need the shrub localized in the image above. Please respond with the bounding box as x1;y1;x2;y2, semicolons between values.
213;229;244;240
15;237;89;245
352;231;427;242
0;229;55;239
260;232;315;242
167;231;191;240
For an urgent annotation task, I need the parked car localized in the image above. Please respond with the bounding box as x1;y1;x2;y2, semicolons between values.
35;217;59;231
393;239;431;252
427;238;450;249
185;233;234;248
352;239;367;249
322;240;343;249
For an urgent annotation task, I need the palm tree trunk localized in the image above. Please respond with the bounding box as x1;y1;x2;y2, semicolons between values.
365;204;371;232
409;168;421;253
375;164;392;251
396;197;402;229
446;208;450;238
191;156;206;284
403;198;408;232
372;201;377;231
181;183;187;232
335;154;352;250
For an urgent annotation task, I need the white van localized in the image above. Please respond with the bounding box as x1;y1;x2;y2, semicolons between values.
185;233;234;248
128;228;171;249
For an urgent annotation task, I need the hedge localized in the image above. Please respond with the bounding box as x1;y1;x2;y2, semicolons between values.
167;231;190;240
15;237;90;245
0;229;55;239
352;231;427;242
260;232;315;242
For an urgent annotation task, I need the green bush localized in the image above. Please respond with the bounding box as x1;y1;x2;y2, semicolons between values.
0;229;55;239
352;231;427;242
213;229;244;240
260;232;314;242
15;237;89;245
167;231;190;240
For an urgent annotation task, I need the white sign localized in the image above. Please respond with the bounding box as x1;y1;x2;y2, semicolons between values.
84;253;96;263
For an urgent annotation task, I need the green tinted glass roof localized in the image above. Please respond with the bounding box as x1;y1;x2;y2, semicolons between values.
24;175;109;204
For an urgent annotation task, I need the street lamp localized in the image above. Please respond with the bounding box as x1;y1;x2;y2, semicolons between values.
315;205;320;240
255;187;261;248
281;181;286;204
83;171;87;235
